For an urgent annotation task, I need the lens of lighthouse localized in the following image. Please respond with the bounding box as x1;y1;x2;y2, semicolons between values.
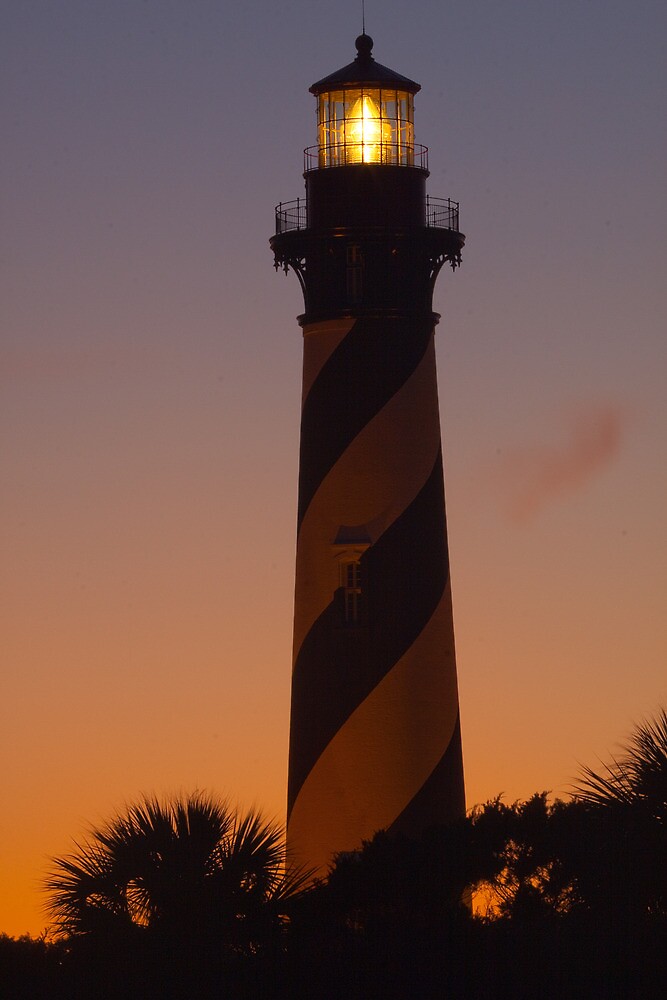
346;92;391;163
316;88;415;167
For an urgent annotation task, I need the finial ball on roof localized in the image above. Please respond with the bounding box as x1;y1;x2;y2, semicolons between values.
355;34;374;59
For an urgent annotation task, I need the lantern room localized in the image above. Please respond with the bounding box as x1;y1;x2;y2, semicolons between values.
308;34;422;169
271;33;464;321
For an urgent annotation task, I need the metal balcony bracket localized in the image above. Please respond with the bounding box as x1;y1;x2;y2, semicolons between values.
273;251;307;299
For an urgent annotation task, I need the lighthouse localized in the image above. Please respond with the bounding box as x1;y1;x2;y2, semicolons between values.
271;35;466;875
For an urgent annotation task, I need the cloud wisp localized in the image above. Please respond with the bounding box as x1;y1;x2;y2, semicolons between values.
497;403;626;523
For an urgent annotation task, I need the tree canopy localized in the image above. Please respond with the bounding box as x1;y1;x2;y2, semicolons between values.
6;710;663;999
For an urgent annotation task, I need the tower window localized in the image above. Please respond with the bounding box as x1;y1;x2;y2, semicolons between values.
340;559;362;625
333;530;370;628
346;244;363;304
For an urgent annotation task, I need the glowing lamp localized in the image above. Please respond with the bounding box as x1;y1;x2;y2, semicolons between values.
346;92;392;163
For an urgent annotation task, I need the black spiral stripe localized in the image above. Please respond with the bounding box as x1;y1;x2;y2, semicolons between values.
288;448;448;817
297;314;432;529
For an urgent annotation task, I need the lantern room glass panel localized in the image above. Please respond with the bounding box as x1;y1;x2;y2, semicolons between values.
317;87;415;167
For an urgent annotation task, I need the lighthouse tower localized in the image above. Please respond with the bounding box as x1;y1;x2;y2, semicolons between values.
271;35;466;875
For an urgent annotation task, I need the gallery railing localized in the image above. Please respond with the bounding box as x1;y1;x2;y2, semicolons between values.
274;194;459;235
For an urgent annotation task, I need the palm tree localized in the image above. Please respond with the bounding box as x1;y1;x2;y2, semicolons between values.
573;709;667;821
570;710;667;918
45;792;310;955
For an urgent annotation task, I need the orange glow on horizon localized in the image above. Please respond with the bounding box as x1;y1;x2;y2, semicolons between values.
3;2;665;941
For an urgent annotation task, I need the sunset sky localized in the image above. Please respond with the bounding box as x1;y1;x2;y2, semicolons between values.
2;0;666;937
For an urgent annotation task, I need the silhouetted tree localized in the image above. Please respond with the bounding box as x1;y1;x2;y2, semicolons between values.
33;715;667;999
45;793;309;998
567;709;667;919
468;793;576;920
0;933;67;1000
463;715;667;999
470;713;667;923
574;709;667;820
283;822;485;1000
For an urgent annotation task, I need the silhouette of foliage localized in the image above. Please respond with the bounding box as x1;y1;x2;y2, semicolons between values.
25;714;667;999
44;793;310;997
469;713;667;925
566;709;667;919
0;933;68;1000
284;826;475;1000
574;708;667;820
469;793;578;919
46;792;308;944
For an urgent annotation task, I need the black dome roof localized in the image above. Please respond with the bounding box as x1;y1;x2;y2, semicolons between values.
310;35;420;95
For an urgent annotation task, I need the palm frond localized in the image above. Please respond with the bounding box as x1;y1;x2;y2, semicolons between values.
573;709;667;820
45;791;312;943
45;840;130;935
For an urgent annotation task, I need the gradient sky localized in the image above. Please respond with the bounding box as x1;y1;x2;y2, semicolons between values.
2;0;666;937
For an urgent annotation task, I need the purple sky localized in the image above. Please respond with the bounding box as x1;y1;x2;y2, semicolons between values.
2;0;666;936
